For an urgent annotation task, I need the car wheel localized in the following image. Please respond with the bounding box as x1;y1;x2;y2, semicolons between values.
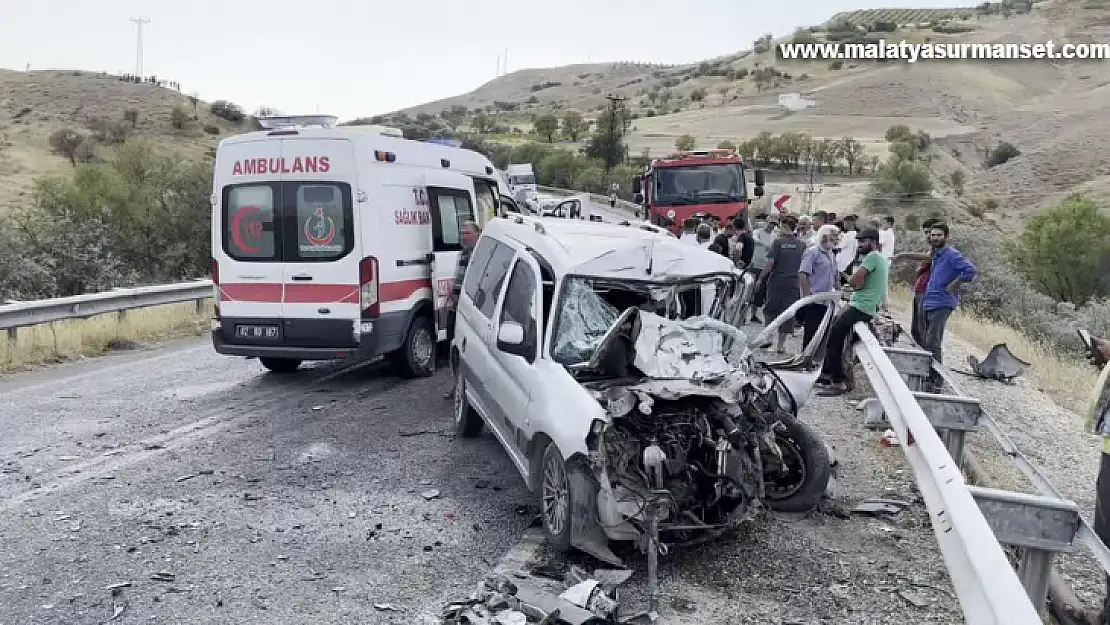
540;443;582;551
453;367;483;438
762;416;831;512
393;316;436;378
260;357;301;373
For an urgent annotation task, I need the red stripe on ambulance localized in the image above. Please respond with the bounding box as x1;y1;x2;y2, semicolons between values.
231;156;331;176
219;279;431;304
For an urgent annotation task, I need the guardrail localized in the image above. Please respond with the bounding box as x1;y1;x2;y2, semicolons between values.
852;323;1085;623
536;185;642;213
0;280;214;337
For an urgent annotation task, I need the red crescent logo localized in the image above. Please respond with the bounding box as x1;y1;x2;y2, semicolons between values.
774;194;791;210
304;208;336;246
230;205;262;253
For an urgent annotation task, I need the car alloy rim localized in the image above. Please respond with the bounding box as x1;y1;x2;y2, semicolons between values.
453;373;465;425
413;326;434;367
541;451;569;537
765;434;807;500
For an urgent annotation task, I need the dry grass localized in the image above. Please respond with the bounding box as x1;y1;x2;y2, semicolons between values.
0;300;213;372
887;284;1096;412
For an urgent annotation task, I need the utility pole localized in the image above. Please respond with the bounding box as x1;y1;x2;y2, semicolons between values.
130;17;151;77
503;48;509;74
603;93;628;174
798;157;822;214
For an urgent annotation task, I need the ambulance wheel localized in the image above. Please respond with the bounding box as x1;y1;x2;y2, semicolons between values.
393;316;436;378
260;357;301;373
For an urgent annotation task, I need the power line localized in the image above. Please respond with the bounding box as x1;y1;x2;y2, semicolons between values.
129;17;151;77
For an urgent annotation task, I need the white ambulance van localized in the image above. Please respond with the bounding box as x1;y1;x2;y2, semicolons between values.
210;114;512;376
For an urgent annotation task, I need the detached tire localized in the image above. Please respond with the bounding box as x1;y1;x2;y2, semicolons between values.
260;357;301;373
393;316;436;378
763;416;831;513
452;367;483;438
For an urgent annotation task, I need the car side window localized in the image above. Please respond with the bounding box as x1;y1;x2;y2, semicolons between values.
463;236;496;302
499;260;538;362
473;242;515;318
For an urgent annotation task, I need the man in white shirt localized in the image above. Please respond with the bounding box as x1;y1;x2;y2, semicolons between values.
836;214;859;276
878;215;896;310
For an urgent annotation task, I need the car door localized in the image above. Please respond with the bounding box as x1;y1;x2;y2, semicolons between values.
424;171;477;341
485;251;543;460
455;236;516;427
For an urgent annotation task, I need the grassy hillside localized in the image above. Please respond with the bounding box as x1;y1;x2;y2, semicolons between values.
825;7;978;27
0;69;247;211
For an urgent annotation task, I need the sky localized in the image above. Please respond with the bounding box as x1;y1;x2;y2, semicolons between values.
0;0;972;122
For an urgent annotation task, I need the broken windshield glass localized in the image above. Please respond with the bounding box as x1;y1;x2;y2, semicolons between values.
551;279;621;365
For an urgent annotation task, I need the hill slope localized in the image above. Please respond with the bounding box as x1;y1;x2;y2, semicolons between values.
0;69;247;210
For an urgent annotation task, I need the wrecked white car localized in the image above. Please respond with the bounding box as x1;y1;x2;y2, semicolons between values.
450;215;832;566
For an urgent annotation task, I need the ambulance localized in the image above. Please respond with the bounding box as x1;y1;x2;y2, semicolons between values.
210;114;515;376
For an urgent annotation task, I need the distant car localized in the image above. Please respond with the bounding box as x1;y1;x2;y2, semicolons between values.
541;197;582;219
449;214;832;567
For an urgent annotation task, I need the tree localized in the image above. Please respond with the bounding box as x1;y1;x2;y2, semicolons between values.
873;156;933;197
472;113;494;134
255;105;282;117
839;137;866;174
949;170;966;196
675;134;696;151
717;140;736;151
885;124;914;144
532;114;560;142
584;104;629;171
48;128;86;166
171;106;190;130
1011;194;1110;304
561;111;585;141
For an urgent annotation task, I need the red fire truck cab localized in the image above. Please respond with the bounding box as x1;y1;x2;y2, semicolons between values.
632;149;765;235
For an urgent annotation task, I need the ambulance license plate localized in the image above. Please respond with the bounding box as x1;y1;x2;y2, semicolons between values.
236;324;279;339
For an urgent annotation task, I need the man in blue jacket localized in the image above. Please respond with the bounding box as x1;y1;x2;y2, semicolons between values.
921;222;977;390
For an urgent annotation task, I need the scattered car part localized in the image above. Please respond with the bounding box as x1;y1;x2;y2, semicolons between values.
960;343;1031;382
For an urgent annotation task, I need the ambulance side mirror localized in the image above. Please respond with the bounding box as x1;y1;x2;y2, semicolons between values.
754;169;766;186
632;176;642;194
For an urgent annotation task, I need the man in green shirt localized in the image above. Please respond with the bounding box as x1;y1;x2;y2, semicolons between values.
815;229;888;396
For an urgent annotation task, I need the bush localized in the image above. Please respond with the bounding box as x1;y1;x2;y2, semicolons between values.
675;134;696;151
987;141;1020;167
210;100;245;123
0;140;212;299
171;106;190;130
204;124;220;135
123;109;139;128
1010;193;1110;304
47;128;87;166
89;118;130;144
829;60;844;70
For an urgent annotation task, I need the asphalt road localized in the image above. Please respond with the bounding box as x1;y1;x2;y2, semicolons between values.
0;342;535;625
0;203;966;624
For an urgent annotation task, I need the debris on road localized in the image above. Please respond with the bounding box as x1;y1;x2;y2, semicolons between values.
150;571;175;582
436;574;612;624
175;474;196;482
850;498;912;518
422;489;441;500
374;602;403;611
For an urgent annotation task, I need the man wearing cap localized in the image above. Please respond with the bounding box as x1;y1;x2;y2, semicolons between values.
815;228;889;396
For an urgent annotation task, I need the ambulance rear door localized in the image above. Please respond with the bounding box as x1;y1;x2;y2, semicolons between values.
277;137;363;349
214;137;286;341
422;170;478;341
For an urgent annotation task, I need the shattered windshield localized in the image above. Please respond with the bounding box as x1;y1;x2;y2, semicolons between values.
550;276;732;366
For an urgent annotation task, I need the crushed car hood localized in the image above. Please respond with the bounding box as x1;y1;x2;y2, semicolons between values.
588;308;765;404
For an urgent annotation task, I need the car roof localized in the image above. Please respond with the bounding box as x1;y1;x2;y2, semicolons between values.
482;214;737;281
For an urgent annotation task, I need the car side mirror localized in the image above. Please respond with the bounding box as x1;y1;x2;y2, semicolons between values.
633;193;644;204
497;321;534;362
754;169;766;186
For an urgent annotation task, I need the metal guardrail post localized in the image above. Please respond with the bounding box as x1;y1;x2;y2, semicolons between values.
0;280;214;331
912;392;982;467
851;323;1042;623
969;486;1081;617
884;346;932;391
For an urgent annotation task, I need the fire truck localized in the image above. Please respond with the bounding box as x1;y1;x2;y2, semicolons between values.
631;149;765;235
